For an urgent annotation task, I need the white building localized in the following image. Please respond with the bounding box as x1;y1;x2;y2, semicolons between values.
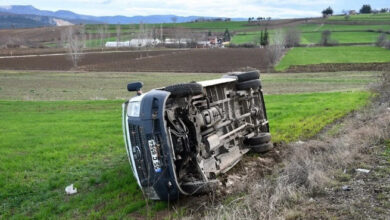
105;39;161;48
164;38;191;45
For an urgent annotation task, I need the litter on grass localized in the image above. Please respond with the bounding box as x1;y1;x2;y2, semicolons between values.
356;168;370;173
65;184;77;195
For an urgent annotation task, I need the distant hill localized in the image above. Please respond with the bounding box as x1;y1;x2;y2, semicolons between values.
0;5;246;26
0;12;58;29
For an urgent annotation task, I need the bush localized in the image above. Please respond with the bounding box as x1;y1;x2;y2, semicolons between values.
240;43;256;48
266;45;284;66
284;28;301;48
386;41;390;49
227;43;255;48
267;30;285;67
376;33;388;47
320;30;337;46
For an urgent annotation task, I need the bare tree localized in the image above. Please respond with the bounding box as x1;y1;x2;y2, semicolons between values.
79;24;87;48
175;27;189;47
87;33;92;48
98;25;105;49
320;30;335;46
116;24;121;48
284;28;301;48
62;26;84;68
266;30;285;67
60;29;67;48
160;23;163;42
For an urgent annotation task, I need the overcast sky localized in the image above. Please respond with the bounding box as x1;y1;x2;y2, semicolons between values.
0;0;389;18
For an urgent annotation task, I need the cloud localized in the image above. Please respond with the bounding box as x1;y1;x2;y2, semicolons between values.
256;0;336;6
1;0;331;18
123;0;321;18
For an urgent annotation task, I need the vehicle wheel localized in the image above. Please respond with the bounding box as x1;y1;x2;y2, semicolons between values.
236;79;261;90
164;83;203;97
245;133;271;145
251;142;273;153
233;71;260;82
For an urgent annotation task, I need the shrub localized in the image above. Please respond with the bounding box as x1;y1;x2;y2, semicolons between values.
284;28;301;48
320;30;332;46
385;41;390;50
266;30;285;66
376;33;388;47
227;43;255;48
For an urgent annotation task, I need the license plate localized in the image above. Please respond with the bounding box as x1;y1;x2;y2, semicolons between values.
148;139;162;173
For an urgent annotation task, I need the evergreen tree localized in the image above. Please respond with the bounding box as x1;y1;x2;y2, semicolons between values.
223;28;231;41
264;28;269;46
360;4;372;14
260;31;264;46
322;6;333;17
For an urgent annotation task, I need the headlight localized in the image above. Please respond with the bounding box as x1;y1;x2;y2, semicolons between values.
127;101;141;117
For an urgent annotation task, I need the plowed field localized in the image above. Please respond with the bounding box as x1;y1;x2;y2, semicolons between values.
0;48;269;73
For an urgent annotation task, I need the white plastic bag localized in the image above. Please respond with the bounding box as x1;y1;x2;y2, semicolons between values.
65;184;77;195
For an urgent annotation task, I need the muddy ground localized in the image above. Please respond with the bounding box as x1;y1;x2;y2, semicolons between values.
0;48;270;73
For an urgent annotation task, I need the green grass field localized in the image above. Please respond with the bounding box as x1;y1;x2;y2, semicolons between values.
299;24;390;32
275;46;390;71
231;30;279;45
300;31;387;44
0;100;163;219
266;91;370;142
0;90;370;219
328;13;390;21
85;21;249;34
232;30;387;45
163;21;248;31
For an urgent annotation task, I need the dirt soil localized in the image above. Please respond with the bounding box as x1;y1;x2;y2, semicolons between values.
0;26;69;48
0;48;270;73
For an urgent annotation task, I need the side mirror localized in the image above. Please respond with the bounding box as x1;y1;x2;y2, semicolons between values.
127;82;143;92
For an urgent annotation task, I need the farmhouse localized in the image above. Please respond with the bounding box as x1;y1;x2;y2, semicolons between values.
349;10;357;15
164;38;191;45
105;39;161;48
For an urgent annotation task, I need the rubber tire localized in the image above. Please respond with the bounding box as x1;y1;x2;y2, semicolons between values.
233;71;260;82
164;83;203;97
251;142;273;153
236;79;261;90
245;133;271;145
